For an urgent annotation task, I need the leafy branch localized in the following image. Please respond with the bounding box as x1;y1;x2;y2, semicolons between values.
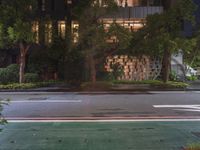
0;98;9;132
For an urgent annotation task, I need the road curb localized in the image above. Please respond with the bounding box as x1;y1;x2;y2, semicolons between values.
0;87;200;93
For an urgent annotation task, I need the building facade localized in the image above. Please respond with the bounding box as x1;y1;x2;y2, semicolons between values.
1;0;199;80
30;0;166;46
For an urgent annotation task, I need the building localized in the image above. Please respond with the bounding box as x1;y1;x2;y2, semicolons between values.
32;0;165;45
0;0;165;65
0;0;199;80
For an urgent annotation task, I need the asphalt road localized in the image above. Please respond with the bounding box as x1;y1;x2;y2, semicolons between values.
1;91;200;120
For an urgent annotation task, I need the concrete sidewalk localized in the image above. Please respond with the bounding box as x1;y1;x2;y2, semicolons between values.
187;80;200;91
0;121;200;150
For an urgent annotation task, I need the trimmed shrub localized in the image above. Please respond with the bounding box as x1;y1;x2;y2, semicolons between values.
186;75;198;81
0;68;9;84
0;64;19;84
0;81;59;89
25;73;40;83
0;98;8;130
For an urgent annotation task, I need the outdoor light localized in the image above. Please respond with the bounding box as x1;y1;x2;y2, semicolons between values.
66;0;72;5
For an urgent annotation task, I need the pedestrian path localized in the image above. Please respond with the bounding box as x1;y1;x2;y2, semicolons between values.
0;121;200;150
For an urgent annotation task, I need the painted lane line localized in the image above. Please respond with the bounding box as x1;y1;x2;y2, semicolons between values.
7;119;200;123
5;116;200;120
154;105;200;112
175;109;200;112
154;105;200;108
2;100;82;103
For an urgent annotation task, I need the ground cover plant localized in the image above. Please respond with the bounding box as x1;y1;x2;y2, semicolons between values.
112;80;189;88
0;81;60;90
0;98;8;132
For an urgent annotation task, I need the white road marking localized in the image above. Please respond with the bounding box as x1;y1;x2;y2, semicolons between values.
2;100;82;103
154;105;200;112
175;109;200;112
192;91;200;94
7;119;200;123
150;91;188;94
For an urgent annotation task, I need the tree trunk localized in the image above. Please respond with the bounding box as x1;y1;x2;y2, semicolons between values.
89;54;96;83
19;55;26;83
19;43;30;84
162;48;171;83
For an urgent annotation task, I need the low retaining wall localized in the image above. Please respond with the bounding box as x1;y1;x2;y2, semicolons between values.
105;55;161;81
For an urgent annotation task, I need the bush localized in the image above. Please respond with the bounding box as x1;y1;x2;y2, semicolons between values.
108;62;124;80
186;75;198;81
170;71;178;81
0;68;8;84
0;98;7;131
0;81;59;89
112;80;189;88
25;73;40;83
63;47;84;82
0;64;19;84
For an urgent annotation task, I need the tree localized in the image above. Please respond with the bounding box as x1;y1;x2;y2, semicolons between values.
0;0;37;83
47;36;67;80
129;0;196;82
183;31;200;68
78;0;131;83
0;99;7;132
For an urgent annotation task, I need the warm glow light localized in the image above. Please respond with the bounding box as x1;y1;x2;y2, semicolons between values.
32;21;39;44
102;19;145;31
72;21;79;43
58;21;66;39
45;22;52;44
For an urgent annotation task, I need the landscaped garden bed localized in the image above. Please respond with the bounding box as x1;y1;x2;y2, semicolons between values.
80;80;189;91
0;81;60;90
113;80;189;88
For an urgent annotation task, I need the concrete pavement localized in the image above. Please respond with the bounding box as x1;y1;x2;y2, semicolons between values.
1;91;200;121
1;121;200;150
1;92;200;150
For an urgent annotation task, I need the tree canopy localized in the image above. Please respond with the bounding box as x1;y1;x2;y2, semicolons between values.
128;0;197;82
0;0;37;83
77;0;131;82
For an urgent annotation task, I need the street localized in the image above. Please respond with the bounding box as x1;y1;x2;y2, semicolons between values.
1;91;200;150
1;91;200;120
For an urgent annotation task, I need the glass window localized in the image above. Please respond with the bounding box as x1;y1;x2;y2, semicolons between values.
116;0;140;7
103;19;144;32
32;21;39;44
66;0;72;5
58;21;66;39
45;22;52;44
72;21;79;43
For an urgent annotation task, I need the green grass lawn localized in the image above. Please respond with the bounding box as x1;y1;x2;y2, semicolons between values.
0;121;200;150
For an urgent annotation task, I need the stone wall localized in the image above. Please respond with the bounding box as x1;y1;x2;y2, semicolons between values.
105;55;161;81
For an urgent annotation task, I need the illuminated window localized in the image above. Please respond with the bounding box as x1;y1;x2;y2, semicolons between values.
116;0;140;7
58;21;66;39
32;21;39;44
45;22;52;44
66;0;72;5
72;21;79;43
93;0;109;7
103;19;144;32
29;5;33;11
